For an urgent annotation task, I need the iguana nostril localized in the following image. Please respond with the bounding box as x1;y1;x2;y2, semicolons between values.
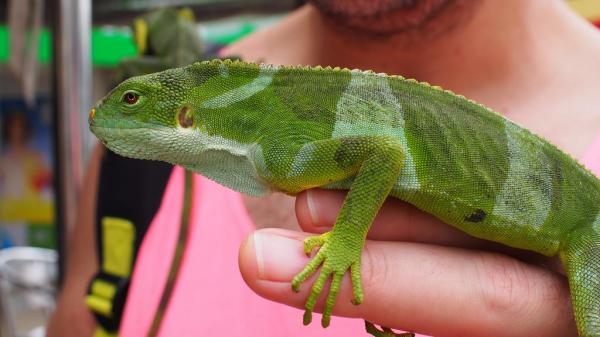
89;108;96;122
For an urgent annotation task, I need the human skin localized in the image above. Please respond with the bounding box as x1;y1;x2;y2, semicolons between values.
46;145;101;337
47;0;600;336
231;0;600;336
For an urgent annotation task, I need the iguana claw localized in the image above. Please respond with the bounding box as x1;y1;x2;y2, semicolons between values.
365;321;415;337
302;232;330;256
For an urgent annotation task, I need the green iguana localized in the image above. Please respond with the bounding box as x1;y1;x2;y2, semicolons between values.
89;59;600;337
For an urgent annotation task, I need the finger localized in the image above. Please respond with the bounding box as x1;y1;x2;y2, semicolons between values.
296;189;482;245
295;189;563;272
239;228;575;337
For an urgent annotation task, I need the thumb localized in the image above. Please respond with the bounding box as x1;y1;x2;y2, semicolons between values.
238;228;574;337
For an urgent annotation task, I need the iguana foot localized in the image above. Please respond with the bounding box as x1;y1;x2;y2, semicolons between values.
365;321;415;337
291;231;364;328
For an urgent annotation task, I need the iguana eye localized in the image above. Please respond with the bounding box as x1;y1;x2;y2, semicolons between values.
122;91;139;105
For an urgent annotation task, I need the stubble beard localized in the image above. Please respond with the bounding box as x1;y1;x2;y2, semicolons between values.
309;0;472;36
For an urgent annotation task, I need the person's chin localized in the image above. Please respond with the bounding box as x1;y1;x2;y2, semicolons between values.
310;0;455;34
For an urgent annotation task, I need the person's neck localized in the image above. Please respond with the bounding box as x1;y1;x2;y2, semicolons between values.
302;0;600;103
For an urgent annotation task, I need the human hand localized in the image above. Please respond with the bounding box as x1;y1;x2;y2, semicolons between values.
238;189;577;337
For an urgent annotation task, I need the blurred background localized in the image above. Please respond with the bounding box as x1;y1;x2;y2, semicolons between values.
0;1;302;336
0;0;597;336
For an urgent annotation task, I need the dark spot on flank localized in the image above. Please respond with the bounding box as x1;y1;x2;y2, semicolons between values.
178;106;194;128
465;209;486;223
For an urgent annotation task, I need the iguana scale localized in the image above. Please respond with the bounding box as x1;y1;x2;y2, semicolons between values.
89;59;600;337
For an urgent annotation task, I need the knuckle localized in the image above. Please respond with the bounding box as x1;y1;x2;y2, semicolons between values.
472;252;537;317
360;244;390;299
470;252;573;335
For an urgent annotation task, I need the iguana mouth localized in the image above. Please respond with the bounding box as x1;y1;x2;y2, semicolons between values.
88;116;160;130
89;125;174;162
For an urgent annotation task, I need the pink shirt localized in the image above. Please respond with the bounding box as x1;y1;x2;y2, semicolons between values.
120;137;600;337
119;168;367;337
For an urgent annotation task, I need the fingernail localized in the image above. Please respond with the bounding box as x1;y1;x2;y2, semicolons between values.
306;189;323;227
253;230;307;281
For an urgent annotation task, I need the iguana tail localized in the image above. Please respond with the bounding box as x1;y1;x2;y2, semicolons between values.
560;227;600;337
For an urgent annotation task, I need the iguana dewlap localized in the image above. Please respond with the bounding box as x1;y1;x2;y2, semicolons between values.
89;59;600;337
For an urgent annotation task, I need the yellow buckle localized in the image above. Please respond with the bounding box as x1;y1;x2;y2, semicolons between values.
94;327;118;337
86;279;117;317
85;216;136;336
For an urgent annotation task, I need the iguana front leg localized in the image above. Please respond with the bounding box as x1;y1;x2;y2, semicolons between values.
255;136;405;329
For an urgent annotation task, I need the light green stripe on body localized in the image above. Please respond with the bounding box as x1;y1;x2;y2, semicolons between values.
288;142;318;178
332;71;420;190
491;119;553;232
201;64;276;109
388;75;511;233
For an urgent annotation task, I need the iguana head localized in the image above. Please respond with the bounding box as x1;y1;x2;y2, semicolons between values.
89;66;201;164
91;59;273;170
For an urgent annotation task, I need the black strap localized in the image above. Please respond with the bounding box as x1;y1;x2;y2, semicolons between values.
91;150;172;332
